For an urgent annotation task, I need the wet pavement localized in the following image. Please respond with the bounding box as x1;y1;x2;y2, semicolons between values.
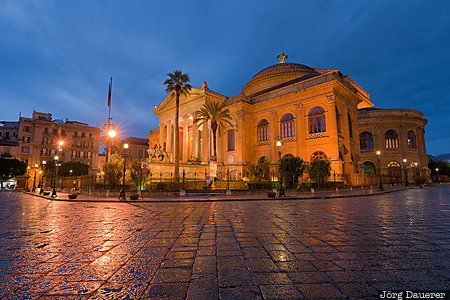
0;186;449;299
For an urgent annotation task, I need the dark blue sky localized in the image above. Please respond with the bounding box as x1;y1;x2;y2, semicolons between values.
1;0;449;155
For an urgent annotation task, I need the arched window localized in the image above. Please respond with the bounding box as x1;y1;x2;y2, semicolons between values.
257;119;269;142
280;114;295;138
336;106;341;134
363;162;376;174
309;107;326;134
359;132;374;151
385;130;399;149
311;151;327;161
347;113;353;139
258;156;269;164
407;130;417;149
387;161;402;177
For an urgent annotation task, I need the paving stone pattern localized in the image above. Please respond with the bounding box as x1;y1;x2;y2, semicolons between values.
0;186;449;299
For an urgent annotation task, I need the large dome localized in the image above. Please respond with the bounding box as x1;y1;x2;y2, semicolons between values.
242;62;318;97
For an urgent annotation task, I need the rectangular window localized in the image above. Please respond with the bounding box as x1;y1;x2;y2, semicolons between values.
5;132;10;139
21;146;29;153
89;133;92;139
73;131;78;138
0;132;2;137
72;151;76;158
81;132;86;138
80;151;85;158
27;137;30;143
227;129;235;151
53;128;58;135
42;137;48;145
44;128;48;134
24;126;31;133
87;152;92;158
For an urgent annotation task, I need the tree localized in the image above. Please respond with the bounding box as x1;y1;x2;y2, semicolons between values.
246;164;263;181
59;162;89;177
164;70;192;182
0;157;27;189
193;100;233;161
279;156;306;188
130;159;146;190
308;158;331;188
103;159;123;190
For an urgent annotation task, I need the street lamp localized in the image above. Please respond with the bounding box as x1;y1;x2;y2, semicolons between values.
51;155;59;197
436;168;440;184
403;158;408;186
40;161;46;194
26;166;31;190
107;129;117;163
376;151;383;191
32;163;38;192
119;143;128;200
275;139;285;197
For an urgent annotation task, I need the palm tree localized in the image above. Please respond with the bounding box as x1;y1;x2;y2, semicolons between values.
193;100;233;161
163;70;192;182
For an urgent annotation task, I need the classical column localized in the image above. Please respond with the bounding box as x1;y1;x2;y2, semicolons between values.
166;123;173;160
326;96;339;159
270;111;278;162
295;104;305;158
192;122;198;158
201;124;209;164
183;122;189;162
158;123;164;147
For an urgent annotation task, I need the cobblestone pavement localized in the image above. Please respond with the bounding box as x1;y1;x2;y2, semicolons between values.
0;186;449;299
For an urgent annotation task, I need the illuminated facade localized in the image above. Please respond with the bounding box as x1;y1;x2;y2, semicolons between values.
150;56;429;184
1;111;101;172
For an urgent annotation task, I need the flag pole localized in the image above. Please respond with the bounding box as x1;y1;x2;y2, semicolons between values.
107;77;112;163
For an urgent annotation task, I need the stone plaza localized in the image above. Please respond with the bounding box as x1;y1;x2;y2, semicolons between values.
0;186;449;299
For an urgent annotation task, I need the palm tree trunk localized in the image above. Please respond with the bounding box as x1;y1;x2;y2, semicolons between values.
174;91;180;182
212;128;217;161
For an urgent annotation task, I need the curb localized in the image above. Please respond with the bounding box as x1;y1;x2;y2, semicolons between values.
23;187;412;203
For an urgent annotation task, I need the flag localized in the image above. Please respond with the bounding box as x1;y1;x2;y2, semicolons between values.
107;77;112;107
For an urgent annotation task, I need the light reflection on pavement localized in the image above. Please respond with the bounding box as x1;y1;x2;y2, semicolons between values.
0;186;449;298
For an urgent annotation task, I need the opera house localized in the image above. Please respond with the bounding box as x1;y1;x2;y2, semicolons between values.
148;55;429;185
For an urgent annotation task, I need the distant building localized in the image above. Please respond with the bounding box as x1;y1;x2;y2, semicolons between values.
1;111;101;172
121;137;149;161
0;121;20;157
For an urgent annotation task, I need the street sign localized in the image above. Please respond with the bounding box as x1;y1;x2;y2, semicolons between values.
141;161;149;174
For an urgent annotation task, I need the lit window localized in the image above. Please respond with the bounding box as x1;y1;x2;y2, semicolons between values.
308;107;326;134
280;114;295;138
257;119;269;142
385;130;399;149
311;151;327;161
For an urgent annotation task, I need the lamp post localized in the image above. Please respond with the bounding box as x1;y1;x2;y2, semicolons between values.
26;166;31;190
403;158;408;186
376;151;383;191
107;129;116;163
40;161;46;194
275;139;285;197
31;163;38;192
119;143;128;200
51;155;59;197
436;168;440;184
